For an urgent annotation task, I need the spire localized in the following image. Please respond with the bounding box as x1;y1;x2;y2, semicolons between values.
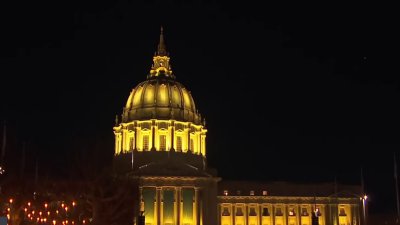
157;26;167;56
149;27;174;78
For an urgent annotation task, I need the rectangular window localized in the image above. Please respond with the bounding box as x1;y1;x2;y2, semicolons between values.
159;135;166;151
222;207;230;216
236;208;244;216
249;207;257;216
176;136;182;151
130;136;135;150
262;208;270;216
275;208;283;216
143;135;149;151
301;208;308;216
339;208;346;216
190;138;194;152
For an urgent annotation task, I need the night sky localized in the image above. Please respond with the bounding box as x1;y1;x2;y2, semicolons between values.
0;0;396;214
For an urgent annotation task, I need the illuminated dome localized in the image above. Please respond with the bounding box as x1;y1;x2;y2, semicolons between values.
114;27;207;165
122;76;201;124
121;28;201;125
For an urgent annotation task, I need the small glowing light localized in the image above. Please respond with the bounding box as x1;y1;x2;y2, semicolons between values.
83;220;86;224
53;219;56;225
48;211;50;216
0;166;5;174
24;208;28;212
364;195;368;200
39;211;42;216
72;201;76;207
56;210;59;214
61;203;65;208
7;208;10;212
9;198;13;204
65;206;68;212
45;203;48;208
32;210;35;215
28;202;31;207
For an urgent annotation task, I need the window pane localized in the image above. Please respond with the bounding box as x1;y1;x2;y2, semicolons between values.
160;135;166;151
143;135;149;151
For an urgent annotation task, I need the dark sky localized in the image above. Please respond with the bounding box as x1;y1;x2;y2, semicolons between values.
0;0;397;214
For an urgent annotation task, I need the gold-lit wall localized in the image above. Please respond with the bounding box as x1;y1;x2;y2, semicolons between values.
114;119;207;156
218;197;360;225
140;186;201;225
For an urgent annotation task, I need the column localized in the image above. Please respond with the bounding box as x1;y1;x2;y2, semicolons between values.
151;120;156;151
194;188;200;225
180;189;184;225
259;205;262;225
171;121;175;151
187;123;191;152
245;204;248;225
232;205;235;225
135;124;139;151
156;187;162;225
272;205;275;225
176;187;181;225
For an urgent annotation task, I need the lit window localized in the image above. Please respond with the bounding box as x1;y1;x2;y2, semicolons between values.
301;208;308;216
250;190;255;196
262;191;268;196
339;207;346;216
190;138;194;152
275;208;283;216
176;136;182;151
143;135;149;151
249;208;257;216
289;208;295;216
262;208;270;216
223;190;228;196
130;136;135;150
159;135;166;151
222;207;230;216
236;208;244;216
316;208;322;216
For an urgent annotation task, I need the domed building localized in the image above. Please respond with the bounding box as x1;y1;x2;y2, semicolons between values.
113;28;365;225
113;27;218;225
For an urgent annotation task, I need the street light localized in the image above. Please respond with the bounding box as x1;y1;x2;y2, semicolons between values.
361;194;368;225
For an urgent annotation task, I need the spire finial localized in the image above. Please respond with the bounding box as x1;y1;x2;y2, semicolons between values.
157;26;167;56
149;27;174;78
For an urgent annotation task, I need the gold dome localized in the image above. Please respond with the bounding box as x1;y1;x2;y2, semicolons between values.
122;76;201;124
121;27;202;125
